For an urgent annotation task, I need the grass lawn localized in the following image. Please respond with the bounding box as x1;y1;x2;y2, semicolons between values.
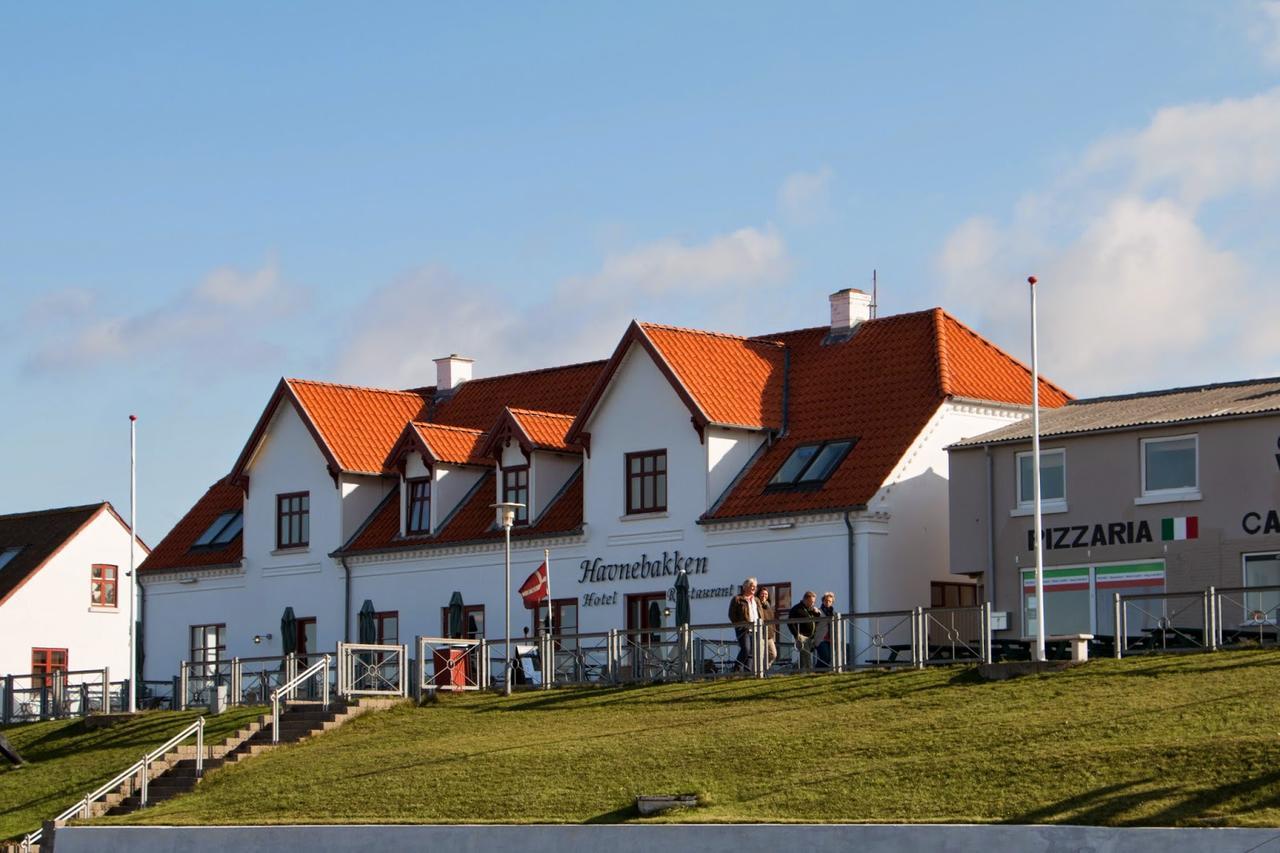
95;652;1280;827
0;706;265;841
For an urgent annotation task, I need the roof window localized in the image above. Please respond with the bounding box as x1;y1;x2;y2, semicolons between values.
191;511;243;550
767;440;856;490
0;546;22;570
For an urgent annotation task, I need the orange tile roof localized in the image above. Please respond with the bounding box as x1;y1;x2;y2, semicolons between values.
286;379;431;474
430;361;606;430
507;408;576;452
706;309;1070;519
410;422;489;465
339;467;583;555
140;479;243;573
640;323;785;429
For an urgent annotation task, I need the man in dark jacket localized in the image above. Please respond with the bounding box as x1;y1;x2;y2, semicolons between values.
788;590;821;671
728;577;759;672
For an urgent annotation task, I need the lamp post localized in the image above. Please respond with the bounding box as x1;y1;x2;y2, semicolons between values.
128;414;138;714
490;502;525;697
1029;275;1047;663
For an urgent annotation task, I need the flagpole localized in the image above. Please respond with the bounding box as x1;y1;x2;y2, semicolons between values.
1029;276;1047;663
544;548;551;635
128;414;138;713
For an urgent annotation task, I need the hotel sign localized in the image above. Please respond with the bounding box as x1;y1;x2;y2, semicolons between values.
577;551;708;584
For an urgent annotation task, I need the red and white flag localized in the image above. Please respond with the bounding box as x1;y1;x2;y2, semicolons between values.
519;560;549;610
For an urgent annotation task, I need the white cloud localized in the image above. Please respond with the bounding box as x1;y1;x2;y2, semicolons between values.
777;166;834;224
23;258;296;375
1253;0;1280;67
335;226;791;387
936;88;1280;395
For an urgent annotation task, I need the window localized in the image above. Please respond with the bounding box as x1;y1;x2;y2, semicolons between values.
535;598;579;649
768;440;855;489
31;648;68;687
406;479;431;535
625;450;667;514
0;546;23;570
1016;449;1066;507
276;492;310;549
1142;435;1198;497
1021;561;1165;638
375;611;400;645
931;581;979;609
91;564;118;608
503;467;529;525
192;510;243;549
441;604;486;639
1243;554;1280;623
190;624;226;676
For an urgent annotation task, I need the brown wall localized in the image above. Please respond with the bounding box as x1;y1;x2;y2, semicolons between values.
948;413;1280;635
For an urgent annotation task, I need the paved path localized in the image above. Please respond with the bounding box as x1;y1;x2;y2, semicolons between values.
51;823;1280;852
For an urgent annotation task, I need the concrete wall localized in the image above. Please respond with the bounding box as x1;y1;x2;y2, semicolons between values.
950;413;1280;636
0;508;138;678
52;823;1280;853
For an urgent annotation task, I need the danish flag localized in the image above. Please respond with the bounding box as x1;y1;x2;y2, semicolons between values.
519;560;549;609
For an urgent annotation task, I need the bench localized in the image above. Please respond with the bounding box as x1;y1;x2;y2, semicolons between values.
1048;633;1093;662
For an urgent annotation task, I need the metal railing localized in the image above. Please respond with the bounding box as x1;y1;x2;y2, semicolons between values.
919;604;992;666
416;637;489;693
2;668;112;723
1213;584;1280;649
20;717;204;852
337;642;409;698
270;655;330;744
1113;590;1213;657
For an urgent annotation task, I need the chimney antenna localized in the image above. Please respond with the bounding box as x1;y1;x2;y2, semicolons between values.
871;269;878;319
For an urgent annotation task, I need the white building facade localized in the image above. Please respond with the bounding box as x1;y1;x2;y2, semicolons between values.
140;293;1068;679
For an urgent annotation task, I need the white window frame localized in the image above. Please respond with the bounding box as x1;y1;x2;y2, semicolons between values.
1018;558;1167;640
1011;447;1068;516
1241;551;1280;625
1136;433;1200;504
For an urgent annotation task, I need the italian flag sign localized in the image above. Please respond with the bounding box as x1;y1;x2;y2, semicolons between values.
1161;516;1198;541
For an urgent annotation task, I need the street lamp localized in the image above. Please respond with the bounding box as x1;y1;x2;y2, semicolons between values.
490;502;525;697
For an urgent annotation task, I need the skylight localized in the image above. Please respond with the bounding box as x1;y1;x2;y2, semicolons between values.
768;440;856;489
191;511;244;549
0;546;23;571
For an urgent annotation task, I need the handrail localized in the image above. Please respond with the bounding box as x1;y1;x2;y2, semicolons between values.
20;716;205;851
271;654;330;744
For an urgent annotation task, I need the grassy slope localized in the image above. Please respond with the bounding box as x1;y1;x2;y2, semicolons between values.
102;652;1280;827
0;707;264;841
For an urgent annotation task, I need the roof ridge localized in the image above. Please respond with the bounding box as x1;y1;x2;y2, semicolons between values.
286;377;429;398
0;502;106;522
755;307;941;341
412;421;486;435
933;308;952;397
640;321;786;348
1070;375;1280;405
507;407;575;419
437;358;608;388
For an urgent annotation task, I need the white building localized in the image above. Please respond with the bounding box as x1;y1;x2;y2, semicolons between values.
139;292;1068;678
0;502;144;680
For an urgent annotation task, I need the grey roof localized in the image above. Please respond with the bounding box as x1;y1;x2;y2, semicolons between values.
950;376;1280;449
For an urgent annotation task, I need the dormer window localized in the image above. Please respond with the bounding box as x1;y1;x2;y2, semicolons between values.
406;478;431;535
0;546;22;570
192;511;243;550
503;466;529;525
768;440;855;490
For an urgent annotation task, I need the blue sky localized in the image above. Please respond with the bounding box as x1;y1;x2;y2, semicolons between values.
3;2;1279;542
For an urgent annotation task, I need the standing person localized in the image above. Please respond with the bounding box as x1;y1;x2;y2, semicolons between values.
815;591;836;670
757;586;778;670
728;577;760;672
788;591;821;671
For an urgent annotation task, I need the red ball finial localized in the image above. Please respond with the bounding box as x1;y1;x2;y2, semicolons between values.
129;414;137;421
1027;275;1038;285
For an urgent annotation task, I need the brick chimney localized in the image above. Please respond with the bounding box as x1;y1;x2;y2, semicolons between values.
828;288;873;340
433;354;474;391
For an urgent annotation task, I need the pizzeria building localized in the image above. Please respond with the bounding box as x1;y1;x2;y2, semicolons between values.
947;377;1280;640
138;290;1068;679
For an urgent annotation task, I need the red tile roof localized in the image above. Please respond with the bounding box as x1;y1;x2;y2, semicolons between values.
430;361;606;430
706;309;1070;519
340;467;583;556
386;422;490;469
139;479;243;573
480;408;578;458
287;379;431;474
640;323;786;429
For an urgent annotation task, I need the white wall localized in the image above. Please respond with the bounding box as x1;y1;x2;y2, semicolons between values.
706;427;766;510
340;474;394;543
0;508;138;679
532;451;580;521
432;463;484;532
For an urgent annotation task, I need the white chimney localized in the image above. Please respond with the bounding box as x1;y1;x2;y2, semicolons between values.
433;354;474;390
828;288;873;336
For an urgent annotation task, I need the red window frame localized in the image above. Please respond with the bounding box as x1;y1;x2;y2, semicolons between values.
31;648;68;686
441;604;486;639
502;466;529;525
625;450;667;514
91;563;118;608
406;478;431;535
276;492;310;549
375;611;399;645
